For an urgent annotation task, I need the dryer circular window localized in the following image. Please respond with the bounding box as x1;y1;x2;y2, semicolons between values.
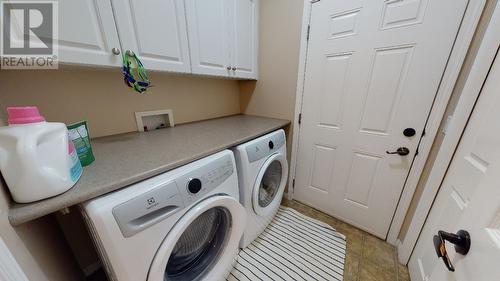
252;153;288;216
148;196;245;281
165;208;229;279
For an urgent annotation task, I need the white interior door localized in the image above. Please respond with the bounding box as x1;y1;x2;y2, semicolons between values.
185;0;231;77
294;0;468;238
409;50;500;281
111;0;191;73
229;0;258;79
56;0;122;66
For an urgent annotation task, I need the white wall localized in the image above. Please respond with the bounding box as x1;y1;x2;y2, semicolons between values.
239;0;303;168
239;0;303;121
0;67;240;138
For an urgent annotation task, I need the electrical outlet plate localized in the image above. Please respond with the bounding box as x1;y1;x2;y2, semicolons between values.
135;109;174;132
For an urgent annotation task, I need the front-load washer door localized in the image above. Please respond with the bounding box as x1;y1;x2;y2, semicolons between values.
147;195;245;281
252;153;289;216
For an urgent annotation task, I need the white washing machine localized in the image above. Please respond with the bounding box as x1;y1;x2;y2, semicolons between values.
232;129;288;248
81;150;246;281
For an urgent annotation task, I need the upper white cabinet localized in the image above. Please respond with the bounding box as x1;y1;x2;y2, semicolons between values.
230;0;258;79
15;0;258;79
185;0;258;79
57;0;122;67
185;0;232;77
111;0;191;73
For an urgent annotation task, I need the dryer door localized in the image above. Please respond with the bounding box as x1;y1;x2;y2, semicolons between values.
148;195;245;281
252;153;288;216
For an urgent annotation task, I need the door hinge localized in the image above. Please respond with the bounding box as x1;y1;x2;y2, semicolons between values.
422;128;426;137
298;113;302;125
306;25;311;41
415;147;419;156
292;179;295;188
311;0;321;3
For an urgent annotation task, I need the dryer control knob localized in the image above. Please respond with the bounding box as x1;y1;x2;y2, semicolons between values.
187;178;202;194
268;141;274;150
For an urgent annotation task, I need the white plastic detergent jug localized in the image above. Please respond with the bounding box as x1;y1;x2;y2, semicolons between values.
0;107;83;203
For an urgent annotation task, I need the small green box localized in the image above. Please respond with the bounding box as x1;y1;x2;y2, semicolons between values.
67;121;95;166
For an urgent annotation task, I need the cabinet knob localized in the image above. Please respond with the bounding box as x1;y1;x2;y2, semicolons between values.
232;67;237;71
112;48;121;55
227;66;231;70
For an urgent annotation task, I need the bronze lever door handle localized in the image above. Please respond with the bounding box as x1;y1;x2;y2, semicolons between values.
386;147;410;156
433;230;471;272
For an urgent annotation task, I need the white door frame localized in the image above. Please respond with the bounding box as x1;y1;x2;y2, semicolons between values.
288;0;486;247
400;3;500;265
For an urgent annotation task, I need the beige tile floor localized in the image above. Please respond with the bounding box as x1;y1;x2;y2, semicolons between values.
281;198;410;281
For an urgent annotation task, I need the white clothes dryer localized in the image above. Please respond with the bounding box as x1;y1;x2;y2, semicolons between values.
232;129;288;248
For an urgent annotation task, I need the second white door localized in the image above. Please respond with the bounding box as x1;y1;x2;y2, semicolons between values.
294;0;468;238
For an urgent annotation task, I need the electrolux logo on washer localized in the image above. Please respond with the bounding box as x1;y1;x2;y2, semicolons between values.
1;1;58;69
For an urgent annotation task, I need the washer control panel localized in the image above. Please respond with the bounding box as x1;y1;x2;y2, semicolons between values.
112;180;185;238
246;130;285;163
176;154;234;203
111;153;234;238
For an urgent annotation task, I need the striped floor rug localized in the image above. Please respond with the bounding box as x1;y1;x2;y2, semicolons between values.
228;206;346;281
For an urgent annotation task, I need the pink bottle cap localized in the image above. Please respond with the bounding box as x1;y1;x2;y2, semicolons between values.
7;106;46;124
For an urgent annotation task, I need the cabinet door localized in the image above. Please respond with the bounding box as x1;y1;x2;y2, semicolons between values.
185;0;232;77
57;0;122;66
111;0;191;73
230;0;258;79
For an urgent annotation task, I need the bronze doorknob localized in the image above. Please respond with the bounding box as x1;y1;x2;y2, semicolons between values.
386;147;410;156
